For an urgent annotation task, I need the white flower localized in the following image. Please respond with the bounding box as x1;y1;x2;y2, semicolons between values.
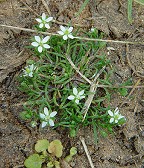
36;13;53;29
68;87;85;104
23;64;36;77
31;36;50;53
91;27;95;32
40;107;57;128
58;25;74;40
108;107;126;124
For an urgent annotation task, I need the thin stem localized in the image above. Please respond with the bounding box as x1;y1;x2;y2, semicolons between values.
80;137;95;168
1;24;144;45
82;66;106;122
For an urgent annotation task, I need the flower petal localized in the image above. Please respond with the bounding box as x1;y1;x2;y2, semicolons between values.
44;107;49;116
46;17;53;22
29;72;33;77
35;36;41;43
36;18;42;23
80;95;85;99
110;118;114;123
114;107;119;114
68;34;74;39
78;90;84;96
68;27;73;32
73;88;78;95
75;99;79;104
40;113;45;119
49;119;54;126
39;23;44;28
108;110;113;116
42;121;47;128
42;13;46;20
68;95;75;100
29;64;34;70
38;46;43;53
50;111;57;117
42;36;50;43
58;31;64;35
45;23;50;29
43;44;50;49
31;42;39;47
63;35;68;40
115;120;118;123
60;25;66;32
118;115;124;120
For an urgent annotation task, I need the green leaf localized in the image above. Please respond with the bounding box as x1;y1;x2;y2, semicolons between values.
70;147;77;156
118;88;128;96
69;128;76;137
134;0;144;5
128;0;133;23
35;139;49;153
48;140;63;158
24;154;43;168
118;117;126;125
75;0;90;17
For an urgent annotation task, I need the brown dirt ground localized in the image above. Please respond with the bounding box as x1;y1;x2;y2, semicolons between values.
0;0;144;168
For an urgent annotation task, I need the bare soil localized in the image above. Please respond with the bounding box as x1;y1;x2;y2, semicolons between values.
0;0;144;168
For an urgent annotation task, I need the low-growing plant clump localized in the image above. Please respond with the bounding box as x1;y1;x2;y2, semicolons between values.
19;13;128;140
24;139;77;168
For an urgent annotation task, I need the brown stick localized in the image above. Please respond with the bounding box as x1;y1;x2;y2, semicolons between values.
66;55;92;84
119;78;141;107
19;0;39;16
80;137;95;168
1;24;144;45
82;66;106;121
41;0;51;15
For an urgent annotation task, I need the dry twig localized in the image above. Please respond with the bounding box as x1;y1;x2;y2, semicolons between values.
82;66;106;121
66;55;92;84
1;25;144;45
19;0;39;16
41;0;51;15
80;137;95;168
119;78;141;107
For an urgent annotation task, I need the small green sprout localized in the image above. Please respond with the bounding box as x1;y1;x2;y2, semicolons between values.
24;139;77;168
24;154;44;168
35;139;49;153
64;147;77;163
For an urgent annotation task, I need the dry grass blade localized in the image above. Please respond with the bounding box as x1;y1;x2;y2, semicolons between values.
19;0;39;16
1;25;144;45
80;137;95;168
82;66;106;122
41;0;51;15
66;55;92;84
120;78;141;107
